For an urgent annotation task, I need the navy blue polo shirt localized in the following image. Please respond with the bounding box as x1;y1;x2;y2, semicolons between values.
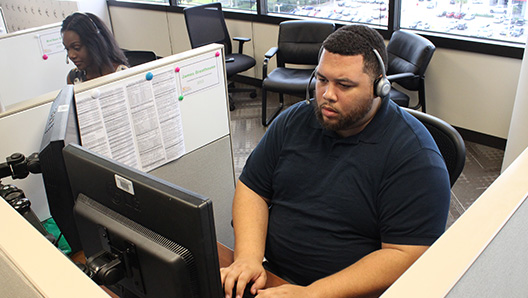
239;98;450;286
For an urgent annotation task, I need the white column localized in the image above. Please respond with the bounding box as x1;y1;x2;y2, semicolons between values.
502;36;528;172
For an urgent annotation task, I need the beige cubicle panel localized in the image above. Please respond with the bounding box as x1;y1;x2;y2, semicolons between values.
382;147;528;297
0;198;110;298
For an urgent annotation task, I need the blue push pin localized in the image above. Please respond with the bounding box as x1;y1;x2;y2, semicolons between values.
146;72;154;81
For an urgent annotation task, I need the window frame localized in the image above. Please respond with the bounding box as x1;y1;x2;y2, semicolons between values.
107;0;525;59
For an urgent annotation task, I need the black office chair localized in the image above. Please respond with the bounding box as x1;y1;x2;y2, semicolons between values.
261;20;335;126
403;108;466;187
183;2;256;111
123;50;158;67
387;30;436;113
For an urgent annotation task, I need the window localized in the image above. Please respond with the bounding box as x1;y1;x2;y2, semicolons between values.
400;0;527;45
108;0;527;54
116;0;170;5
176;0;257;11
269;0;389;27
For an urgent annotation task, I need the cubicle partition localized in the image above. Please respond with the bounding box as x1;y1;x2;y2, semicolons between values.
0;22;70;109
382;147;528;297
1;44;236;249
0;90;60;220
0;198;110;298
72;43;236;248
0;44;235;297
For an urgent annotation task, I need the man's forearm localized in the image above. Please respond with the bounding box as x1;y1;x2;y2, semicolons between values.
306;244;429;298
232;180;270;263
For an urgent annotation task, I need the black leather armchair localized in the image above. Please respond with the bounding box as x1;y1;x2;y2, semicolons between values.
387;31;436;112
183;2;256;111
261;20;335;126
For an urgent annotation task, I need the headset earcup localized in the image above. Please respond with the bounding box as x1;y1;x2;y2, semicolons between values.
374;77;390;98
376;77;391;98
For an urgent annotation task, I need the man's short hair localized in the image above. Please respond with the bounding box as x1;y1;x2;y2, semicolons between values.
322;25;387;81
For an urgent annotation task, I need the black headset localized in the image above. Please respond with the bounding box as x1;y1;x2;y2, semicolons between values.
74;12;100;34
372;48;391;98
305;47;390;104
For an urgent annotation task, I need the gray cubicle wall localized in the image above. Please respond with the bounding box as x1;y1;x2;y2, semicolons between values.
73;44;236;248
150;136;235;248
445;194;528;297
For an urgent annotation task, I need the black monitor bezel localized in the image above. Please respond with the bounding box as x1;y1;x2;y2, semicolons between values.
63;143;223;297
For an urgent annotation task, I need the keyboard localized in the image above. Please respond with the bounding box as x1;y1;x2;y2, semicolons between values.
228;282;256;298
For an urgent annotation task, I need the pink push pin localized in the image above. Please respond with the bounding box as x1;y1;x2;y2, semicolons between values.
175;66;180;72
42;54;48;60
215;51;220;57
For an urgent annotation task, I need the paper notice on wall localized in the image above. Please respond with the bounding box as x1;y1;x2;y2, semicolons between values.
38;30;64;56
178;54;221;96
75;69;186;172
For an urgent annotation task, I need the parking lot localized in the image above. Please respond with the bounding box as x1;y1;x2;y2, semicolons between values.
401;0;527;43
287;0;527;44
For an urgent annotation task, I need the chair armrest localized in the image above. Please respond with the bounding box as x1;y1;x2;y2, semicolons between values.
386;72;418;83
264;47;279;59
233;37;251;53
263;47;279;79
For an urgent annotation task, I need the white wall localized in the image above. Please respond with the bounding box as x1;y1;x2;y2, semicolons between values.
109;5;522;140
426;48;520;139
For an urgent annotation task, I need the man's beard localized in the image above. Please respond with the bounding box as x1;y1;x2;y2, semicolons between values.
314;97;375;132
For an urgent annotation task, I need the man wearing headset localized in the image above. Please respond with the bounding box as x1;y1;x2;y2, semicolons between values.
221;25;450;298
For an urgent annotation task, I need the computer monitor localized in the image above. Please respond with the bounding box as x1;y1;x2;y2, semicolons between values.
38;85;82;253
63;143;223;298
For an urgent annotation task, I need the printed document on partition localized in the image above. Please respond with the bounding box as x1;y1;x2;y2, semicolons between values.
75;69;186;172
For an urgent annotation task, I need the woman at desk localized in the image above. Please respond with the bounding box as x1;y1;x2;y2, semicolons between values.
62;12;128;84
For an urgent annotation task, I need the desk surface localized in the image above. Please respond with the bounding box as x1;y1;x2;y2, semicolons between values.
72;243;288;297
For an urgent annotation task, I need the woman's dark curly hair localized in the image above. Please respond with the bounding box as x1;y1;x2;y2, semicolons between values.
322;25;387;81
61;12;129;75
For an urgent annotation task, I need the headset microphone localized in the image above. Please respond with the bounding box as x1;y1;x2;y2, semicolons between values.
305;70;317;105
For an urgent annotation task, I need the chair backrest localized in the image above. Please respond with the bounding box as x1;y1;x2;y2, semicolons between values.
123;50;158;67
183;2;232;54
403;108;466;187
386;30;435;90
276;20;335;67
